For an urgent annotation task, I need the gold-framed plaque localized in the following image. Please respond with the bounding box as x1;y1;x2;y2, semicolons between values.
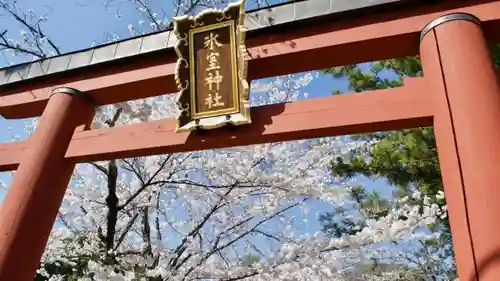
173;0;251;132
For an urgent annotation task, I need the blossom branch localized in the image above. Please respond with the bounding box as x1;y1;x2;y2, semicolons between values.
0;1;60;59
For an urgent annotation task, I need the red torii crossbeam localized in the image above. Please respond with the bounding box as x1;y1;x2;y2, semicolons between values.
1;0;500;280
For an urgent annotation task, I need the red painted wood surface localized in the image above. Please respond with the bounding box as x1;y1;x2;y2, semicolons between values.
0;78;431;171
1;0;500;118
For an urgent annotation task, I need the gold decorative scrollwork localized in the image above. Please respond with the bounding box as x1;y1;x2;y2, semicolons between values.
176;101;190;116
216;13;231;22
179;58;188;69
190;20;205;28
179;79;189;91
174;58;189;93
177;33;189;46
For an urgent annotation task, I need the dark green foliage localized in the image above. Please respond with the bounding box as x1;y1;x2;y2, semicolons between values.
320;44;500;278
333;127;441;200
319;186;391;238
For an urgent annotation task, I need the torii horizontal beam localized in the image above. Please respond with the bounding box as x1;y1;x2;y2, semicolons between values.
1;0;500;119
0;78;431;171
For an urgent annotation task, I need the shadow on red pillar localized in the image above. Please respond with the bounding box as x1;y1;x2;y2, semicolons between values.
421;13;500;281
0;87;95;281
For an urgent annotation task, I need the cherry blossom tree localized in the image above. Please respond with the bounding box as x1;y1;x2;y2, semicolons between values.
0;1;454;281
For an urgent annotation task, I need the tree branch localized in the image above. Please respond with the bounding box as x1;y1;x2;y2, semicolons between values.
105;159;119;257
118;155;173;210
114;211;140;251
0;2;60;58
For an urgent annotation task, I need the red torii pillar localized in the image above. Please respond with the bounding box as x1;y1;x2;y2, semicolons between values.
0;87;95;281
421;13;500;281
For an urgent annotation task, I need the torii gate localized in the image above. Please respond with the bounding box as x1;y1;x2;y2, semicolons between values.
0;0;500;280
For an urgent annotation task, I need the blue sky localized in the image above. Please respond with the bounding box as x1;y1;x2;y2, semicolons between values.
0;0;392;206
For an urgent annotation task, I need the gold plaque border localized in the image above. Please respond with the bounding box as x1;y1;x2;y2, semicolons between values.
173;0;251;133
188;21;239;119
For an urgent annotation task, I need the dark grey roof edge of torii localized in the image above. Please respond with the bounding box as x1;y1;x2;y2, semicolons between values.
0;0;407;87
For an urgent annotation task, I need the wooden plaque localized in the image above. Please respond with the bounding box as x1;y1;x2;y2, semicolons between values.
173;0;251;132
